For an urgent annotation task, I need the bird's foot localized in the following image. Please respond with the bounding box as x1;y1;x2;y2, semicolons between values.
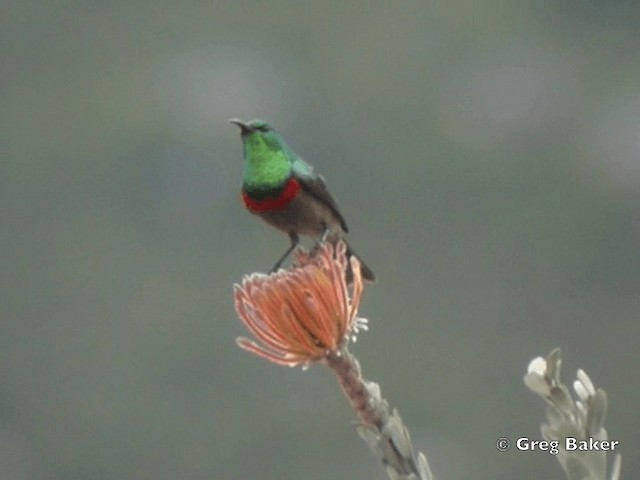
269;260;284;274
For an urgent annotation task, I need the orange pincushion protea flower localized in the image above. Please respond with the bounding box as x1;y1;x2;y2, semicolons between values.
234;241;364;366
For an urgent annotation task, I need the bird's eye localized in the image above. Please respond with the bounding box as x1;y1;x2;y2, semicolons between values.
256;124;271;132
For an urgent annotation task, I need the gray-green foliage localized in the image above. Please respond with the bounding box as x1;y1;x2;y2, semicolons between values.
524;349;621;480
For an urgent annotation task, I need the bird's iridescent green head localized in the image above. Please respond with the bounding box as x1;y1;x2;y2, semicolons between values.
230;118;293;188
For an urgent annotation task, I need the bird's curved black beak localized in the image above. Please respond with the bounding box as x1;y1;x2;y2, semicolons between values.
230;118;251;135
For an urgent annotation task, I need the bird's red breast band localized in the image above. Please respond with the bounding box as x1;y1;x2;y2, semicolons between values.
242;177;301;213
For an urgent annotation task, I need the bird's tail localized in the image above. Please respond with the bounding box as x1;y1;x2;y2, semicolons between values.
345;241;376;283
322;231;375;283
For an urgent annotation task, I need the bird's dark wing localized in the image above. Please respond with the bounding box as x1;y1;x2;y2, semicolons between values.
297;173;349;233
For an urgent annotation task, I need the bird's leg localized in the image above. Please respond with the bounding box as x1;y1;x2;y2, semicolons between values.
270;232;300;273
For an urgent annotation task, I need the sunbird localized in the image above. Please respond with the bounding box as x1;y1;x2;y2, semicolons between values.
231;118;375;281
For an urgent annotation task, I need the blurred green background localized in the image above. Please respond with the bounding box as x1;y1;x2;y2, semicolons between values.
2;2;639;479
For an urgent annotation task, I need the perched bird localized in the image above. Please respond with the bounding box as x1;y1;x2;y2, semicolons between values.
231;118;375;281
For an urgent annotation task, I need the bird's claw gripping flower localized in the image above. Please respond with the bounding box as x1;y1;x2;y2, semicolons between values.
234;241;365;367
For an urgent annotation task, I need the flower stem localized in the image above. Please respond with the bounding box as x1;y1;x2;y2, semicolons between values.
326;347;434;480
326;348;386;426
